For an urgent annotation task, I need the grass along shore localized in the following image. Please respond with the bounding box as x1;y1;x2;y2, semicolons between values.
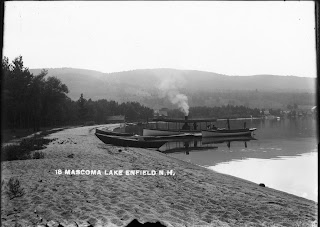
1;125;318;227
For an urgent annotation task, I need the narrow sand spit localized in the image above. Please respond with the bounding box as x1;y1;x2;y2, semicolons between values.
1;125;318;227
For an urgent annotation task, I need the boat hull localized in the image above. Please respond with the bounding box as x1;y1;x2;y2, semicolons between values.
202;128;256;137
140;133;195;141
96;128;133;136
95;133;166;149
143;128;200;136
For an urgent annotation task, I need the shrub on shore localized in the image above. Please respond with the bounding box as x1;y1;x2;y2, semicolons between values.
1;144;30;161
2;177;25;200
20;137;53;150
32;151;45;159
1;136;54;161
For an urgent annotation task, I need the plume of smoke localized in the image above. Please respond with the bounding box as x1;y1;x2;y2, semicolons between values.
158;75;189;116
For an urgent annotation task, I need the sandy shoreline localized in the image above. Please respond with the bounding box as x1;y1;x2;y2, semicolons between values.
1;125;318;227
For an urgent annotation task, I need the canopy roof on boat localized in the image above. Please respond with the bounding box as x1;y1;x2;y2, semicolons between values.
151;118;217;123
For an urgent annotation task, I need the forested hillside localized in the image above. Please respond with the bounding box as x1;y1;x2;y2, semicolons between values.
29;68;316;110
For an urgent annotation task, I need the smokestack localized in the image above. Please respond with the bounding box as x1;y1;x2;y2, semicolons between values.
182;115;190;130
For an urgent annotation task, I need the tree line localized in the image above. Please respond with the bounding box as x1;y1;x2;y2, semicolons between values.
1;56;154;131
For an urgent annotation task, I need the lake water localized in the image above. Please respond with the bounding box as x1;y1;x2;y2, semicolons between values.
157;117;318;202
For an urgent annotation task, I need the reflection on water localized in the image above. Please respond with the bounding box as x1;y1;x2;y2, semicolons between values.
159;135;256;155
209;152;318;202
161;118;318;201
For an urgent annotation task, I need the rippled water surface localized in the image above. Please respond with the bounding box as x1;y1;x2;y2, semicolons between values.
164;118;318;201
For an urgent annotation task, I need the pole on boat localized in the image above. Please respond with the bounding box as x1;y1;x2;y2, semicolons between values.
244;122;247;129
227;118;230;130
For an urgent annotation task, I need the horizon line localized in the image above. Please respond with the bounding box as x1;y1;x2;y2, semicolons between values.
28;67;316;78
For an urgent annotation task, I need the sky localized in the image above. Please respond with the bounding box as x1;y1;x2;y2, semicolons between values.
2;1;317;78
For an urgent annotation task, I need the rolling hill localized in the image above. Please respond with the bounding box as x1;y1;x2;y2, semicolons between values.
29;68;316;109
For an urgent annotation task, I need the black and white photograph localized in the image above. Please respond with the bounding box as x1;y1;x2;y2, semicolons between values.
1;1;318;227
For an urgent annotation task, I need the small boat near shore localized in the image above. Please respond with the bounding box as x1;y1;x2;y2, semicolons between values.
96;128;134;136
202;128;257;137
138;133;195;141
95;133;167;149
142;128;202;137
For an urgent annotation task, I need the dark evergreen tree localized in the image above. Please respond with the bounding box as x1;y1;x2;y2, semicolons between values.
77;93;88;122
2;56;70;130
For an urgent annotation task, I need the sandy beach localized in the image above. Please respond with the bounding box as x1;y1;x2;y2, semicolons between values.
1;125;318;227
